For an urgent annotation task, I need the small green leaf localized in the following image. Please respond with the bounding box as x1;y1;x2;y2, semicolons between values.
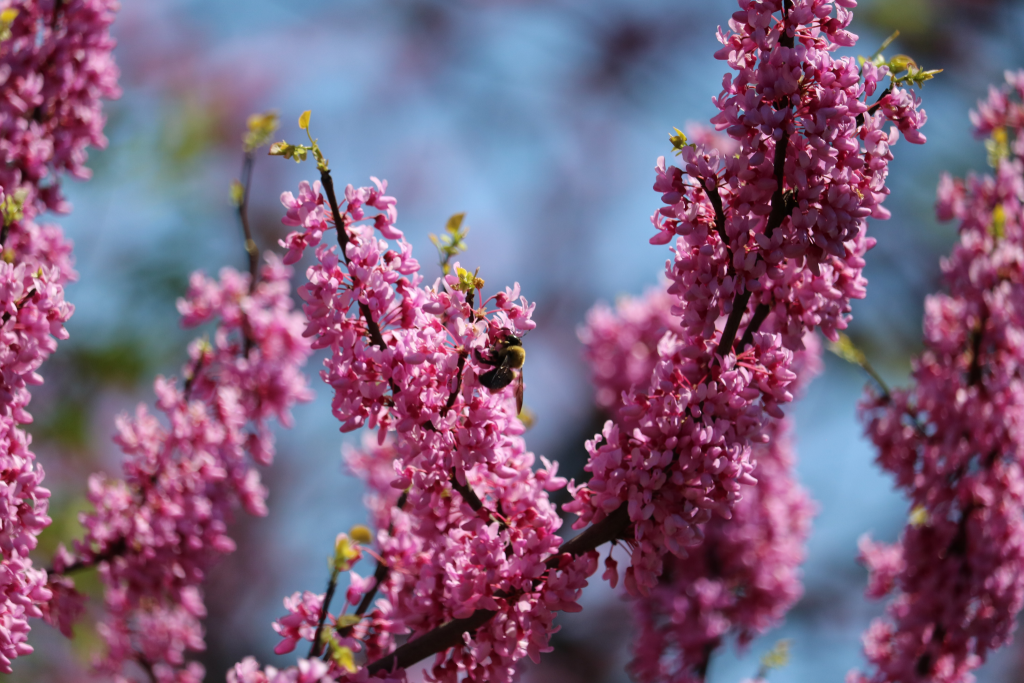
909;505;929;527
1;188;27;227
987;127;1011;168
432;213;470;275
333;533;361;571
0;8;17;42
243;111;280;152
864;30;900;64
349;525;373;545
828;333;867;367
991;204;1006;240
669;127;693;155
888;54;917;74
911;68;942;86
335;614;362;628
455;267;476;292
759;639;791;675
446;212;466;234
333;645;357;673
229;180;244;207
298;110;311;131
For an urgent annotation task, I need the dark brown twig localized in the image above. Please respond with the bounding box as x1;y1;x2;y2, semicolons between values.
237;151;260;293
703;180;729;247
332;491;410;653
736;302;771;352
319;168;388;352
309;567;341;658
45;538;126;576
1;288;35;324
856;88;892;128
236;150;262;355
134;654;157;683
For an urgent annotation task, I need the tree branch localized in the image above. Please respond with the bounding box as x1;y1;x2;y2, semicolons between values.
319;168;388;352
703;180;729;247
736;302;771;352
236;150;261;356
45;538;126;576
367;609;499;675
309;567;341;658
238;151;260;293
366;9;805;673
366;504;631;674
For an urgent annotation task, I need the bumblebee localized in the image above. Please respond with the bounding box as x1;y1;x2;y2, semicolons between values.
475;333;526;413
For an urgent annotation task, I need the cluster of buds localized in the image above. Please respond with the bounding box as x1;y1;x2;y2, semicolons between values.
567;0;928;595
580;285;818;682
853;71;1024;683
230;110;593;681
0;0;120;670
44;257;313;680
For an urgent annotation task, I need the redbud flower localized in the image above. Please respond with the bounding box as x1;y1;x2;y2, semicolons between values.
580;285;817;681
265;176;595;682
50;257;312;678
853;71;1024;683
569;0;926;595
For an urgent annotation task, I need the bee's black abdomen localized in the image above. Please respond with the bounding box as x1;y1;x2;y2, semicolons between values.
479;366;515;390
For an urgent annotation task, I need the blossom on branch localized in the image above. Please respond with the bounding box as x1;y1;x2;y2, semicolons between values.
253;174;594;683
566;0;927;595
47;257;312;679
853;70;1024;683
0;0;119;670
580;285;818;682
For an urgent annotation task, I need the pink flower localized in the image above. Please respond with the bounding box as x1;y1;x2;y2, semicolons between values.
580;284;817;681
569;0;925;595
277;177;596;682
853;72;1024;683
273;592;326;655
54;258;312;679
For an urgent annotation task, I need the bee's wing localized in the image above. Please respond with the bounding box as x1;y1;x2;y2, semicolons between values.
480;362;515;390
515;370;524;415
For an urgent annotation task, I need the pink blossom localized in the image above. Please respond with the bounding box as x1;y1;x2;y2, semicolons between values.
628;417;814;683
580;285;817;681
273;592;326;655
270;176;593;682
568;0;926;595
0;0;120;668
853;72;1024;683
48;258;312;678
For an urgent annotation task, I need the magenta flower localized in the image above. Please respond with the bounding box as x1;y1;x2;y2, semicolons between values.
854;71;1024;683
580;284;818;681
567;0;927;595
256;176;593;683
0;0;120;669
47;257;312;679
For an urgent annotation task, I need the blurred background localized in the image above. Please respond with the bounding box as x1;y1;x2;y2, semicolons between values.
14;0;1024;681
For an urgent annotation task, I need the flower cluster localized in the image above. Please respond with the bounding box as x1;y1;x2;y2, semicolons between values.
579;285;817;682
628;416;813;683
0;0;120;216
240;175;594;683
853;71;1024;683
578;285;684;419
566;0;927;595
46;257;312;680
0;0;119;671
